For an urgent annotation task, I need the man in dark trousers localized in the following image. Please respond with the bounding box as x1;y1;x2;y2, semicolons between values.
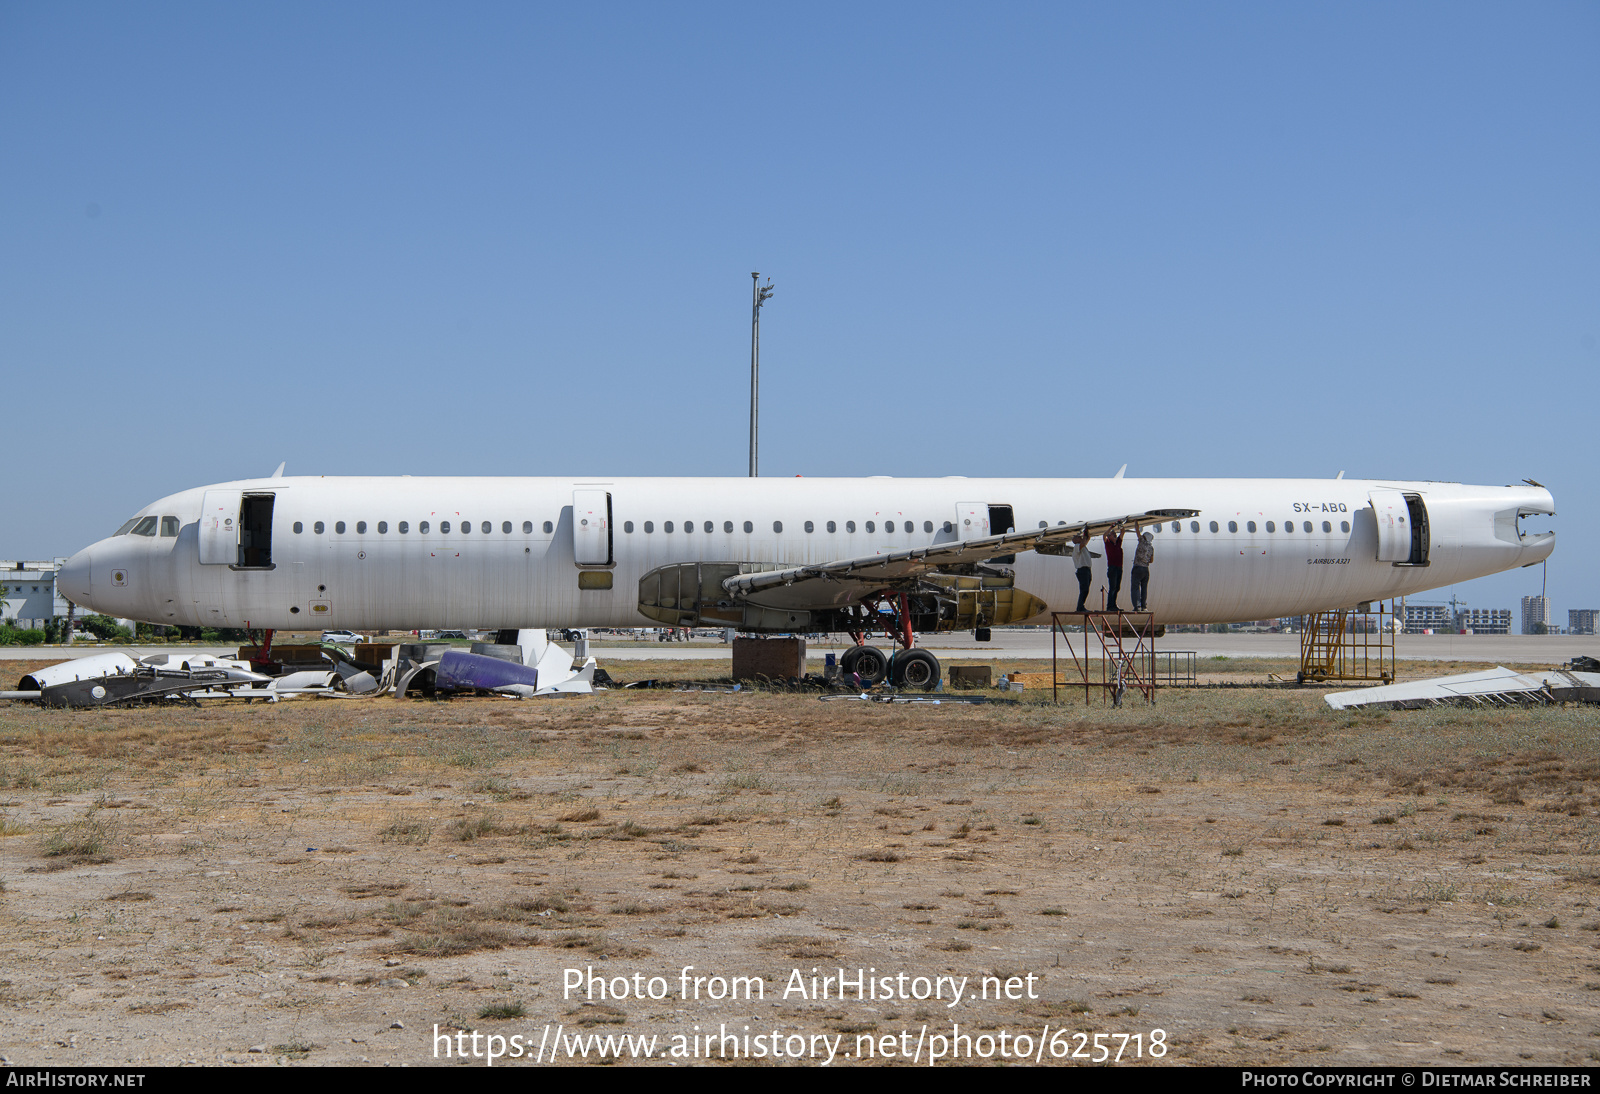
1071;531;1093;612
1103;525;1126;612
1132;530;1154;611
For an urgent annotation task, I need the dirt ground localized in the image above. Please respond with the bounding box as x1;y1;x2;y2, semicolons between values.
2;656;1598;1067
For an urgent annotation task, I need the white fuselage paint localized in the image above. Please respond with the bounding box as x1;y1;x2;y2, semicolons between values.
57;476;1556;631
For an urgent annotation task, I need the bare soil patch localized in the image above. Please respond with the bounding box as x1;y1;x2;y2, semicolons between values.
2;662;1598;1066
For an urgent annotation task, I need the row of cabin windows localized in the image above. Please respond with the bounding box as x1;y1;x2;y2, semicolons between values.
291;520;557;535
621;519;958;535
1154;520;1352;534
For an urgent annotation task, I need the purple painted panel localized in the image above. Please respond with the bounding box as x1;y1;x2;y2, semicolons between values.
434;650;540;691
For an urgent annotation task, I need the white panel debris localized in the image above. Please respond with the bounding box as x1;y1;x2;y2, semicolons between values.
1326;666;1600;710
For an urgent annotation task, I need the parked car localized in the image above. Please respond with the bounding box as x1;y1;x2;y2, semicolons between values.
320;630;365;644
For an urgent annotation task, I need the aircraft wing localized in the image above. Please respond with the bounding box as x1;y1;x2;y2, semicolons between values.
722;509;1198;612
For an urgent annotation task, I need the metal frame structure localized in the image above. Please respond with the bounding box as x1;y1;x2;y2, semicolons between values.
1051;611;1159;705
1297;602;1395;685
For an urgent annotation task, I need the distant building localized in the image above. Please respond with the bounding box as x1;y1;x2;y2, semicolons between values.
0;559;73;628
1403;604;1453;634
1521;595;1553;635
1459;608;1511;635
1570;609;1599;636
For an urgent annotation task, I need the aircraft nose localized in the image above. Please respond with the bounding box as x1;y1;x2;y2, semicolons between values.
58;547;92;606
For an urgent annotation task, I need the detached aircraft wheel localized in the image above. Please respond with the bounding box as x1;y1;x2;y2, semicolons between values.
848;646;889;686
892;649;941;691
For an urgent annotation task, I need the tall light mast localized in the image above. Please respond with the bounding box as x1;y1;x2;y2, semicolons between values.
749;272;774;477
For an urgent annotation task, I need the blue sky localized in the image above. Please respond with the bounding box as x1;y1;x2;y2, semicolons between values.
3;3;1596;621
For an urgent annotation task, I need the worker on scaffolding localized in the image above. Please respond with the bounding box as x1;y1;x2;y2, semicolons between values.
1132;529;1154;611
1103;524;1126;612
1071;531;1094;613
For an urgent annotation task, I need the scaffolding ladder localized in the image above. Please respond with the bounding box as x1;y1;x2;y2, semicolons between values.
1298;603;1395;685
1052;611;1159;705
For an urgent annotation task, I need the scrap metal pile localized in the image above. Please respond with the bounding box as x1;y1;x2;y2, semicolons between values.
4;630;596;709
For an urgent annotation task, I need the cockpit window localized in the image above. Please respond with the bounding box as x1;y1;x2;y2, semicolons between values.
131;516;159;537
114;518;138;536
160;517;180;537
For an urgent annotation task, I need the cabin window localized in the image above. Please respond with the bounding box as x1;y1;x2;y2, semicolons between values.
502;521;511;534
827;521;836;533
773;521;783;533
943;521;953;533
399;521;409;534
356;521;367;534
1190;521;1200;533
132;516;158;536
523;521;533;533
441;521;452;533
314;521;325;534
847;521;856;533
378;522;388;533
1039;521;1048;529
1266;521;1275;532
461;521;471;534
702;521;712;533
114;518;138;536
664;521;674;533
543;521;553;533
865;521;875;533
1303;521;1313;533
1208;521;1218;532
624;521;634;533
644;521;654;533
1170;522;1180;533
335;521;345;534
804;521;814;533
1247;521;1256;533
1227;521;1237;533
684;520;693;533
1341;520;1350;533
743;521;753;533
420;521;430;534
722;520;732;533
1322;521;1332;533
293;522;303;534
160;517;180;537
1283;521;1293;533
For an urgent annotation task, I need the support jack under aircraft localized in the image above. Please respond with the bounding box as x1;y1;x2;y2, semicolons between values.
56;472;1556;690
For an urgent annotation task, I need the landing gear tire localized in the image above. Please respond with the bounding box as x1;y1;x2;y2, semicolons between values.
842;645;889;686
890;649;941;691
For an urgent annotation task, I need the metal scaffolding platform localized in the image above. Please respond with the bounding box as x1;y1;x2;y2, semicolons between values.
1298;602;1395;685
1051;611;1159;705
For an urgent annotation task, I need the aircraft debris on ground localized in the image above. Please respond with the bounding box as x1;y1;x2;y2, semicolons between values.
3;629;596;708
1325;662;1600;710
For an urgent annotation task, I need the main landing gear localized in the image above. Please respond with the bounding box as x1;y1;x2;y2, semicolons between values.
839;593;942;691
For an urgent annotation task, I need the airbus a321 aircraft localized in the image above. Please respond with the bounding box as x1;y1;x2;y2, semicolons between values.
56;472;1555;689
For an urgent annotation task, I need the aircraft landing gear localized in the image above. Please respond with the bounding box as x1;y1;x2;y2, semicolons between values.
890;648;940;690
841;592;942;691
840;644;889;686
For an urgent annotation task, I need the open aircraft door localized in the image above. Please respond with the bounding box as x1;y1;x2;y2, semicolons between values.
572;490;613;566
198;489;242;565
1369;489;1429;566
954;502;989;540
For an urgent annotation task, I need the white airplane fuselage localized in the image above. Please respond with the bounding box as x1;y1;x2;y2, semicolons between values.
57;476;1555;632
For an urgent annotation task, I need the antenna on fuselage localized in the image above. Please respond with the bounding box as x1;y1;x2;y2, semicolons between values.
271;462;286;479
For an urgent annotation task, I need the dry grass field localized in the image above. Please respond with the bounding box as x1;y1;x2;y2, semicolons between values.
2;656;1599;1067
